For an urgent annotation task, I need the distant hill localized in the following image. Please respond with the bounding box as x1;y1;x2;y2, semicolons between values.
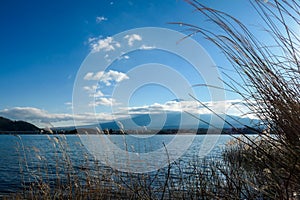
0;116;40;132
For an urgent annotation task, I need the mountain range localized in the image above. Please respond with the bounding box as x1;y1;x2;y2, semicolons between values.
0;112;260;134
74;112;260;131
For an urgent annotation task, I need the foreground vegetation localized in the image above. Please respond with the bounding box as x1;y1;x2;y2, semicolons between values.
178;0;300;199
2;134;281;200
3;0;300;199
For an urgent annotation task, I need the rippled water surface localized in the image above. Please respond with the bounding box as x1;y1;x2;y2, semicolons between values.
0;134;232;194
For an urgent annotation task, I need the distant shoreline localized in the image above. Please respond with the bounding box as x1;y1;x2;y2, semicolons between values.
0;127;260;135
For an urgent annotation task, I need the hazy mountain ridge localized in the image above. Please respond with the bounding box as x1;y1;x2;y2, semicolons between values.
76;112;260;131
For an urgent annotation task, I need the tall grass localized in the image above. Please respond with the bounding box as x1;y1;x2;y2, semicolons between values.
173;0;300;199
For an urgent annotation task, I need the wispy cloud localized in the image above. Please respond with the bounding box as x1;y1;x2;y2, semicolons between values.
140;44;155;50
96;16;107;23
94;90;105;97
64;102;73;110
89;36;121;52
88;37;97;43
124;34;142;46
84;70;129;86
65;102;72;106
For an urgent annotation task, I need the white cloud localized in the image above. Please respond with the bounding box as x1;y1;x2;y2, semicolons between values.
0;107;56;121
83;72;95;80
0;107;117;127
120;100;197;115
83;85;105;97
123;55;130;59
118;99;257;119
96;16;107;23
0;107;74;127
84;70;129;86
83;85;98;93
89;36;121;52
140;44;155;50
94;90;104;97
104;54;111;62
116;52;130;60
91;97;117;107
124;34;142;46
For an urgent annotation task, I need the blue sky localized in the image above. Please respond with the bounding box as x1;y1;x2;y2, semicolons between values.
0;0;265;127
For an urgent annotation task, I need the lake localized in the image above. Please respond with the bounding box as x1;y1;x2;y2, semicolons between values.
0;134;233;195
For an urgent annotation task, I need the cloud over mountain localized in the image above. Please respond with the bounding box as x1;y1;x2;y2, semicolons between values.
0;99;256;128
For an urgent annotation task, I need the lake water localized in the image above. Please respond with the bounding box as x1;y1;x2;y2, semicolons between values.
0;134;233;195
